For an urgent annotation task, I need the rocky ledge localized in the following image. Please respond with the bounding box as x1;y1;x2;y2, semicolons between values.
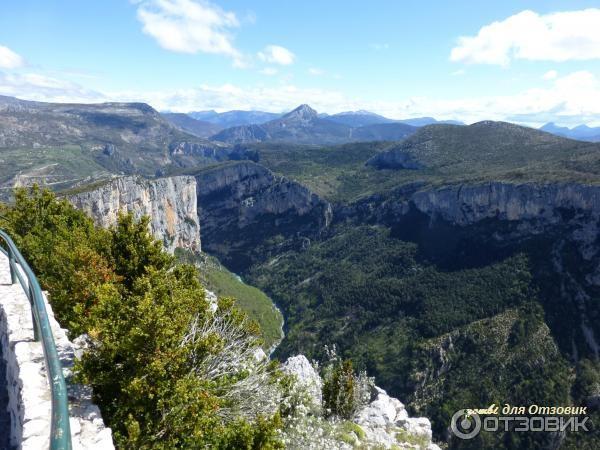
281;355;440;450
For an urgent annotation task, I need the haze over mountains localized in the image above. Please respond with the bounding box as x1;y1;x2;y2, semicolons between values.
540;122;600;142
161;112;222;138
188;110;281;127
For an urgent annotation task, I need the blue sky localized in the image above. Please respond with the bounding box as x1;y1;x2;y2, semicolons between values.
1;1;600;125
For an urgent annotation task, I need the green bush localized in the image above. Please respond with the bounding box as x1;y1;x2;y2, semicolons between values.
0;187;283;449
322;359;356;419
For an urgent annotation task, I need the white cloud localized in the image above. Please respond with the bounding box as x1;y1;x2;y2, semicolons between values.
111;71;600;126
451;8;600;65
5;67;600;127
0;71;105;103
0;45;24;69
115;83;349;113
136;0;243;63
308;67;324;76
257;45;295;65
259;67;278;76
451;69;466;76
543;70;558;80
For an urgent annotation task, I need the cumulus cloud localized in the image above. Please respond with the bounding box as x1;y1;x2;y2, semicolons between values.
257;45;295;65
308;67;324;76
136;0;243;63
0;45;24;69
451;9;600;65
543;70;558;80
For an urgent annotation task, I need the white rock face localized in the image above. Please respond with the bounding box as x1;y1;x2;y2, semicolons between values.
68;175;201;253
354;386;439;449
0;252;114;449
281;355;323;405
205;289;218;314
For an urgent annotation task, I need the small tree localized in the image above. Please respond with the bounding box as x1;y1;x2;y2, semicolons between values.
323;359;356;419
321;345;373;420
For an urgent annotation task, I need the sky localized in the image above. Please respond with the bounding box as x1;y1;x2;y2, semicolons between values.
2;0;600;126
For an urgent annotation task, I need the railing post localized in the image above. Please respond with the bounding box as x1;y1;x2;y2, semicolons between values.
8;247;17;284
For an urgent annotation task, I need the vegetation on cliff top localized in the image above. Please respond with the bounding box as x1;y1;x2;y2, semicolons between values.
0;187;283;449
248;122;600;203
176;250;284;351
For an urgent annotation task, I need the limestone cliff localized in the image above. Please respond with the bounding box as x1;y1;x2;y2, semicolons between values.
194;161;332;272
67;176;201;253
339;180;600;360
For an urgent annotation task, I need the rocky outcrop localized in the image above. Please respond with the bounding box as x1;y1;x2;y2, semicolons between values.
281;355;322;405
195;162;332;272
168;141;227;159
410;181;600;229
281;355;440;450
354;386;439;450
68;175;201;253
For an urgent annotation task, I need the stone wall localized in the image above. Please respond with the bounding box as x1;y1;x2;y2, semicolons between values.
0;252;114;449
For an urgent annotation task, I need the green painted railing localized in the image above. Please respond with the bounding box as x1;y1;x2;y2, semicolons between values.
0;230;72;450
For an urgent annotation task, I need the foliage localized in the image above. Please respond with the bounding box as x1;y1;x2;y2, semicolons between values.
0;185;116;334
1;187;283;449
322;359;356;419
247;224;580;448
409;304;571;449
321;346;373;420
249;125;600;203
176;250;283;351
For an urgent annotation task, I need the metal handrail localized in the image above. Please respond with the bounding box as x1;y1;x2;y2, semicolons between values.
0;229;72;450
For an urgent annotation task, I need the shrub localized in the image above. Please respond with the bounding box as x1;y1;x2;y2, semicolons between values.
321;346;373;420
1;187;284;449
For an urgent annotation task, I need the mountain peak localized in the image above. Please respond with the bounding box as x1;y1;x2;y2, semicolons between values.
283;104;318;121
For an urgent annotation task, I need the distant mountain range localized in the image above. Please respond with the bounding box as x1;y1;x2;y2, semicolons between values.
326;111;463;128
183;107;463;131
211;105;418;145
187;110;282;128
540;122;600;142
325;110;396;127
